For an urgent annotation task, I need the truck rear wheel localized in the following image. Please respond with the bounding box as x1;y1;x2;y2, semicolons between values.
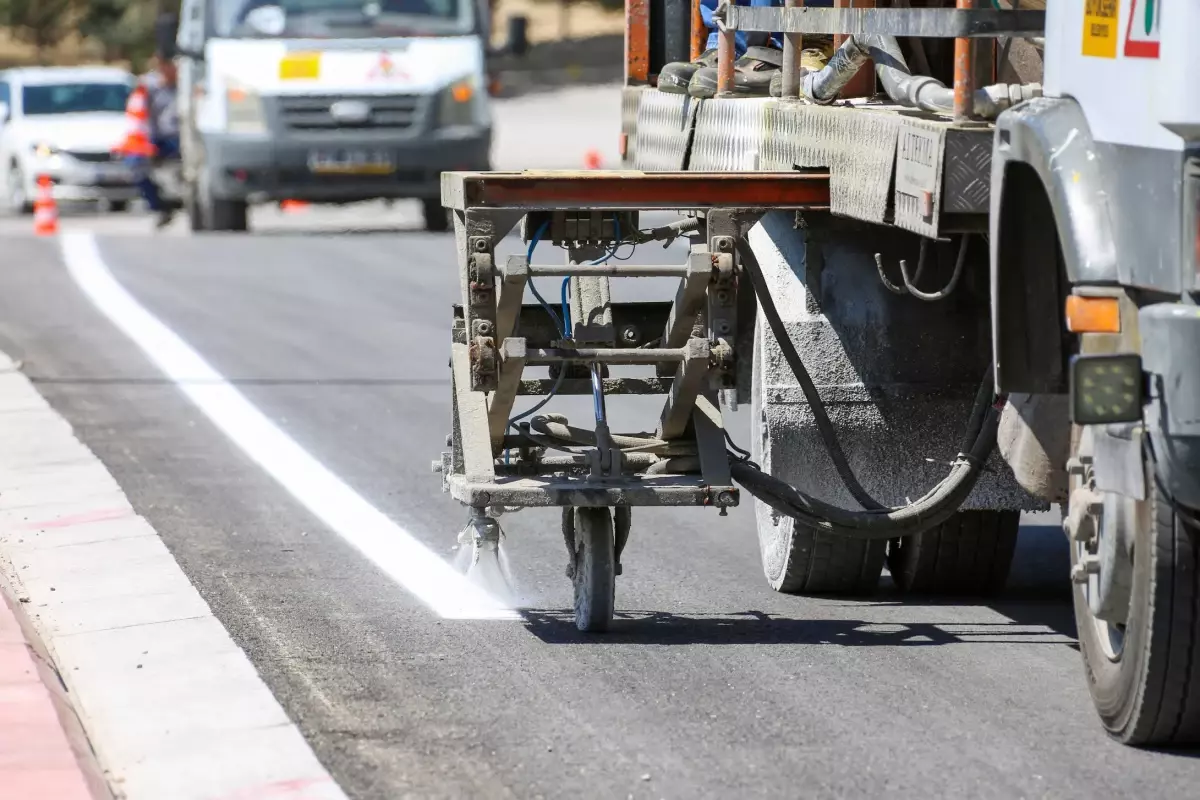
1073;449;1200;745
757;514;888;595
189;173;248;233
422;198;450;232
209;198;248;232
887;510;1020;596
750;313;886;595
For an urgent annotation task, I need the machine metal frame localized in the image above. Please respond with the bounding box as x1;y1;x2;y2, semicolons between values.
437;170;829;629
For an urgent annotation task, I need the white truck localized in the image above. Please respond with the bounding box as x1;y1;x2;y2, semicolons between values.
173;0;519;232
435;0;1200;747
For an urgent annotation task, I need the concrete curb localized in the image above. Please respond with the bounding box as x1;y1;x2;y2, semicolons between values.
0;353;348;800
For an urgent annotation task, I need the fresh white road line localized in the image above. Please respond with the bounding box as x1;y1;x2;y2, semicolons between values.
59;232;517;621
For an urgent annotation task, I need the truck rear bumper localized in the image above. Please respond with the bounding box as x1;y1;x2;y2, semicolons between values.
202;127;491;203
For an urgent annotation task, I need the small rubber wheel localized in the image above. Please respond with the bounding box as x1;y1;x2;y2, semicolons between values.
887;510;1020;596
572;507;616;632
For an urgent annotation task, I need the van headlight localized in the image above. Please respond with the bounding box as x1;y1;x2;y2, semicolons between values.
438;76;478;128
226;80;267;135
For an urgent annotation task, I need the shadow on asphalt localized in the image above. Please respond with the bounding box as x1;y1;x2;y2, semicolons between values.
523;525;1079;646
521;609;1077;646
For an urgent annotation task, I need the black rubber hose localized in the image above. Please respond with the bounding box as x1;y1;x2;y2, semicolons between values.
735;237;887;510
731;237;1001;539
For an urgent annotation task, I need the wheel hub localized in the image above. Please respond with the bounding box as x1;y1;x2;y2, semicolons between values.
1066;442;1136;655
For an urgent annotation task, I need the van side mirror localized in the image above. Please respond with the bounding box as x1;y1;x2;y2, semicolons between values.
507;15;529;58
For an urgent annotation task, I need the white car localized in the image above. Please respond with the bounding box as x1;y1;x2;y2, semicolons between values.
0;66;139;213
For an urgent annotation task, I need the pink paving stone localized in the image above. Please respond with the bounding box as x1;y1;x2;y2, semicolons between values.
0;602;99;799
0;641;39;683
0;769;95;800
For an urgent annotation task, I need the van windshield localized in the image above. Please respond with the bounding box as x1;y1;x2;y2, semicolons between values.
213;0;473;38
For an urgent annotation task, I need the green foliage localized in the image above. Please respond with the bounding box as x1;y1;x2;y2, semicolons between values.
0;0;75;53
0;0;180;65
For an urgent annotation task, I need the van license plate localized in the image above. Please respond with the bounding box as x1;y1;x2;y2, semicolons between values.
308;149;394;175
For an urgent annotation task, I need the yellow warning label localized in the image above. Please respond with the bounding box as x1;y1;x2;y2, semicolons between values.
279;52;321;81
1083;0;1120;58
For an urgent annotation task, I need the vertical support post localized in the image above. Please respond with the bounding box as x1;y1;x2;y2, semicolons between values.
953;0;975;122
626;0;651;85
833;0;875;98
690;0;706;61
780;0;803;99
715;1;734;96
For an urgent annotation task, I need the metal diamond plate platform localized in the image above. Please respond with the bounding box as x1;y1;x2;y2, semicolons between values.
943;127;994;213
689;98;773;172
621;86;644;168
632;90;695;171
761;103;900;224
624;89;995;228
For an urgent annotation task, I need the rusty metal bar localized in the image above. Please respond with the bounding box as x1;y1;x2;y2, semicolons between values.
690;0;706;61
716;8;735;96
625;0;651;85
444;171;832;211
528;347;687;365
529;264;692;278
780;0;803;98
954;0;975;121
836;0;875;98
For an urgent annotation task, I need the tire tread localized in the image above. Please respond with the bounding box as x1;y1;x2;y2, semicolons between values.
889;510;1020;596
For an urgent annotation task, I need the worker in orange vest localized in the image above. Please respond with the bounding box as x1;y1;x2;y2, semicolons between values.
117;18;180;228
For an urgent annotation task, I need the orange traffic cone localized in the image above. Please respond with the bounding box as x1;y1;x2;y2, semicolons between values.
583;149;603;170
33;175;58;236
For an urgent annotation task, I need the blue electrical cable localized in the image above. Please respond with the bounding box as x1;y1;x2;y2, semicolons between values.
504;214;625;466
526;220;562;333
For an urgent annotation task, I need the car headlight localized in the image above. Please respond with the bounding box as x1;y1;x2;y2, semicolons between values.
226;80;267;135
32;142;61;159
438;76;478;128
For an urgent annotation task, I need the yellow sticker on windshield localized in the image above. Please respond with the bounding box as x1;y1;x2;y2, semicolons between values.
280;52;321;80
1083;0;1119;58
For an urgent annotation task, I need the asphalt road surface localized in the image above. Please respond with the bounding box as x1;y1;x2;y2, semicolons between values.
1;88;1197;799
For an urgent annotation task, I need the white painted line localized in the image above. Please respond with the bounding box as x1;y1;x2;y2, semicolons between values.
59;232;517;621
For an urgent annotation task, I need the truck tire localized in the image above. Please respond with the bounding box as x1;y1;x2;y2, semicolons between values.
886;510;1020;596
422;198;450;232
209;198;248;232
758;515;889;594
750;328;886;595
1075;463;1200;745
191;172;248;233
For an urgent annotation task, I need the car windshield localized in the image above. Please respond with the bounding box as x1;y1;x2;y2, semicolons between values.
22;82;131;115
214;0;473;38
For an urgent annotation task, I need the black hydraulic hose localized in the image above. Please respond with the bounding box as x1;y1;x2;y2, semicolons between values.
730;237;1002;538
735;238;887;511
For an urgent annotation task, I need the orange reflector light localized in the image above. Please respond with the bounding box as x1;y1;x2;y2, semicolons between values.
227;86;247;103
451;82;473;103
1065;295;1120;334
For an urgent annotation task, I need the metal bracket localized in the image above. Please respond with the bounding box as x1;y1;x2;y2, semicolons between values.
659;338;712;440
659;245;713;376
488;338;527;451
496;256;529;342
451;342;497;483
